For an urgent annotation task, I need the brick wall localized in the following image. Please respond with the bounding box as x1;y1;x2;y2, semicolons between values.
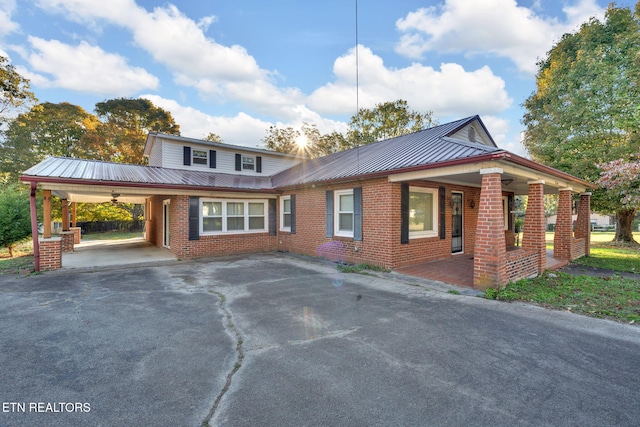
60;231;75;253
554;189;574;260
39;238;62;271
505;249;539;283
522;182;546;273
70;227;81;244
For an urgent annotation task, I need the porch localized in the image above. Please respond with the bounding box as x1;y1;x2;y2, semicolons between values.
396;250;567;288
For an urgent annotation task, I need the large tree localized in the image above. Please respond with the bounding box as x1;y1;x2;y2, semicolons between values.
0;55;36;128
522;2;640;243
94;98;180;164
0;183;32;257
0;102;100;182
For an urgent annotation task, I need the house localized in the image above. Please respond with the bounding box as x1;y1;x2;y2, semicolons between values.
21;116;595;289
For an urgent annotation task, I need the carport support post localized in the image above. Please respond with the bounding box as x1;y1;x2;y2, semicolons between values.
473;168;507;290
71;202;77;228
521;181;546;274
61;198;69;231
43;190;51;239
554;188;574;260
30;182;40;272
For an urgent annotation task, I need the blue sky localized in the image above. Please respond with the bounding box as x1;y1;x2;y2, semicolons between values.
1;0;632;155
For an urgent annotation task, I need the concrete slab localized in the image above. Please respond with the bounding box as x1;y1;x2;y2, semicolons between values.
62;237;176;269
0;253;639;426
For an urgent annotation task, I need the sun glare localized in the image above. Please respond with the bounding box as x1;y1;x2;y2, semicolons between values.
295;134;308;149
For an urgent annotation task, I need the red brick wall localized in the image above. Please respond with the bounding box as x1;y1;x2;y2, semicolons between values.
522;182;546;273
60;231;75;253
575;193;591;256
39;238;62;271
505;249;539;283
554;189;574;260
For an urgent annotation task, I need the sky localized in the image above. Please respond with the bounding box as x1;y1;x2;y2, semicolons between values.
0;0;634;155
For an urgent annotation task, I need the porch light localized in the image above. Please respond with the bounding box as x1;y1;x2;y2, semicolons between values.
469;199;476;209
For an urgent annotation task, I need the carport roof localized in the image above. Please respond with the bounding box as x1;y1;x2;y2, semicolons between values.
21;156;274;192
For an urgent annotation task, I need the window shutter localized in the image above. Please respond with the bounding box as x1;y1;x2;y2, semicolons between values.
401;183;409;244
188;196;200;241
235;154;241;171
256;156;262;173
269;199;277;236
209;150;216;168
439;186;446;239
354;187;362;241
183;146;191;166
290;194;296;234
508;194;514;231
326;190;333;238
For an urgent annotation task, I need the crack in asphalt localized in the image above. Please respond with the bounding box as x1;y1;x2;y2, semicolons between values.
202;291;244;427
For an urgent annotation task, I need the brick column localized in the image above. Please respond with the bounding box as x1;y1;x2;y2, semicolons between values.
575;192;591;256
39;238;62;271
522;181;546;274
473;169;507;289
554;188;574;260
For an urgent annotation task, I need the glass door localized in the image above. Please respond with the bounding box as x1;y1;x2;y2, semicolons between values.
451;192;463;254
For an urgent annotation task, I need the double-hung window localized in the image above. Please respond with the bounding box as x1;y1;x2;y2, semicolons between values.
201;199;268;234
409;187;437;238
192;149;208;165
335;189;354;237
242;156;255;170
280;196;291;231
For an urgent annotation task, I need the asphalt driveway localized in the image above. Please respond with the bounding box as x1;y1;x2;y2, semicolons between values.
1;254;639;426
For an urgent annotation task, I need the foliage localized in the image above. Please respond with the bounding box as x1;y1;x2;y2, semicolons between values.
345;100;437;148
94;97;180;164
336;263;391;274
74;202;134;222
204;132;223;143
0;184;33;257
597;154;640;208
522;2;640;242
0;102;100;182
262;123;344;158
484;271;640;323
0;55;37;127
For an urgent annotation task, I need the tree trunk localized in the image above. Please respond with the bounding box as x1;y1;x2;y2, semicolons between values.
613;208;637;243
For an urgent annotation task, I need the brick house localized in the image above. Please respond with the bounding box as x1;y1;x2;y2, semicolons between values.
21;116;594;289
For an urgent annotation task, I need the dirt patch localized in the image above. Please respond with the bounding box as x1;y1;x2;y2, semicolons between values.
558;264;640;280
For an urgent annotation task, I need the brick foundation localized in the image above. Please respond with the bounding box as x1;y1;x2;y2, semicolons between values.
505;249;539;282
39;238;62;271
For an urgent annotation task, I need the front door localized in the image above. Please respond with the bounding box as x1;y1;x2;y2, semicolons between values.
163;200;170;248
451;192;463;254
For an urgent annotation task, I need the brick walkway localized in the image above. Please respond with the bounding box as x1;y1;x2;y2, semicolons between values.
396;250;567;288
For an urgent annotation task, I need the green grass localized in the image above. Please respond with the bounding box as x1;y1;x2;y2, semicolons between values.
337;263;391;275
574;246;640;272
81;231;143;241
0;254;35;275
485;272;640;323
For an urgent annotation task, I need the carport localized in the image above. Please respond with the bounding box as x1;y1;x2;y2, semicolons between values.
62;238;176;269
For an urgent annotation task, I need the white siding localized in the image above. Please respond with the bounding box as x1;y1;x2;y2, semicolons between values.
147;139;163;167
159;137;301;175
450;123;493;147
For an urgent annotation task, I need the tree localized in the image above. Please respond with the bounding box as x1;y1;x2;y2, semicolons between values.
94;98;180;164
0;102;100;182
0;183;33;257
0;55;36;127
522;2;640;243
345;100;437;148
596;154;640;242
204;132;223;143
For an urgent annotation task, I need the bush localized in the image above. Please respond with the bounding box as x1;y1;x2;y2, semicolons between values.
0;184;32;257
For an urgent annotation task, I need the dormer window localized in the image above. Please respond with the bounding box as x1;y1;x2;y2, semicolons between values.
193;149;208;165
242;155;255;170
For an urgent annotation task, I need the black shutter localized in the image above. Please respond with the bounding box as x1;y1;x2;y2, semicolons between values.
183;146;191;166
256;156;262;173
209;150;216;168
326;190;333;238
290;194;296;234
508;194;514;231
235;154;241;171
188;196;199;241
439;186;446;239
401;183;409;244
269;199;276;236
354;187;362;241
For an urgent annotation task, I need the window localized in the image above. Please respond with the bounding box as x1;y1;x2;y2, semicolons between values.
242;155;255;170
503;196;509;231
280;196;291;231
200;199;268;234
335;189;354;237
193;149;207;165
409;187;437;238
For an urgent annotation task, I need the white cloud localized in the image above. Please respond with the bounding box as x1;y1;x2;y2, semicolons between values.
0;0;18;41
24;37;159;95
480;115;509;146
309;46;512;119
395;0;605;74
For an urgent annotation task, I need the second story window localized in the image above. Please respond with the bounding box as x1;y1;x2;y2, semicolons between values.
193;149;208;165
242;155;255;170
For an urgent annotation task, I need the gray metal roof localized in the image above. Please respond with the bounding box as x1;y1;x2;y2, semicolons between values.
271;116;503;187
22;157;273;191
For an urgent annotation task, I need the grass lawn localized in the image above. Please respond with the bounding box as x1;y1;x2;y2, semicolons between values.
491;231;640;324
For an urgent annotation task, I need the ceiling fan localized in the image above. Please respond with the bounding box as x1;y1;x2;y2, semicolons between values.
110;192;120;204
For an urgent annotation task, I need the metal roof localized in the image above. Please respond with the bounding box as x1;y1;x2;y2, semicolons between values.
271;116;503;187
21;157;273;191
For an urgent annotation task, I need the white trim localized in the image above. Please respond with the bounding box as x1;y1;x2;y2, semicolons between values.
334;189;354;238
162;199;170;248
409;186;438;239
479;167;503;175
527;180;546;185
280;195;291;232
502;196;509;231
200;198;269;235
242;155;256;171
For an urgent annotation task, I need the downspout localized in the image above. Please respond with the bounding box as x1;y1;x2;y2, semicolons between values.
29;181;40;272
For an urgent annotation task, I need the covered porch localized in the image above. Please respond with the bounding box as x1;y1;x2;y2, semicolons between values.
390;154;595;289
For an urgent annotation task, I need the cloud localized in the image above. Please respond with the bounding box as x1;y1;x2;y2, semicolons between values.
23;37;159;95
395;0;605;74
308;46;512;119
0;0;19;40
